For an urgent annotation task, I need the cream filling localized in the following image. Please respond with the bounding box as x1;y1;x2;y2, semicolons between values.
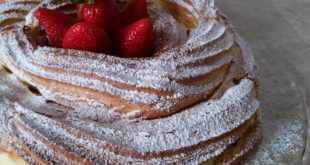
0;152;27;165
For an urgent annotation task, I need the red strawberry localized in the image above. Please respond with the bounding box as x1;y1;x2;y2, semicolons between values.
115;18;154;58
81;0;121;36
121;0;148;26
35;8;77;47
63;22;113;54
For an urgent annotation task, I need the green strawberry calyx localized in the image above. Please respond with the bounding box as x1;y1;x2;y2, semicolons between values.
71;0;94;5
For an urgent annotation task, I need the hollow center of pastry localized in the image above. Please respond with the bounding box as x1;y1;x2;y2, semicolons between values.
28;1;191;58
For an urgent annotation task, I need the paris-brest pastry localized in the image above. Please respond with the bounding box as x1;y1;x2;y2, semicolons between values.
0;0;261;164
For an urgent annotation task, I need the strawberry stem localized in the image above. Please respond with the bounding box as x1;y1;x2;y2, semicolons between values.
71;0;84;3
78;3;84;13
70;0;94;4
86;0;95;4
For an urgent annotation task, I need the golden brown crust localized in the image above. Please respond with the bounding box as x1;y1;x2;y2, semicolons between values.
156;0;199;28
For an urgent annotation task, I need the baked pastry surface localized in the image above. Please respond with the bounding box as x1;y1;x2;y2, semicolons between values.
0;0;261;164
